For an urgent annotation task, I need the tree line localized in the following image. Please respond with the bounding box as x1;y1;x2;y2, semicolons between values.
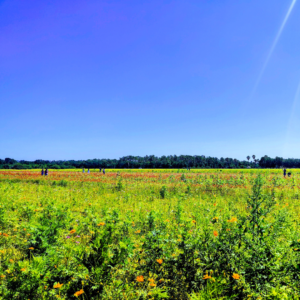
0;155;298;169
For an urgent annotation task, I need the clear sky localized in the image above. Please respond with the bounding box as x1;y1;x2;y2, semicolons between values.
1;0;300;161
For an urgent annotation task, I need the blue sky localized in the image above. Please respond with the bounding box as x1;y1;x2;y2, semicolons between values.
1;0;300;160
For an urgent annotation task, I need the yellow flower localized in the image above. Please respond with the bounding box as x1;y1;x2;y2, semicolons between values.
232;273;240;280
135;230;141;234
53;282;63;288
9;259;13;263
150;282;156;287
203;274;211;279
192;220;196;224
70;229;76;234
74;289;84;297
28;247;34;250
20;268;26;272
136;275;144;282
156;259;163;265
97;222;105;226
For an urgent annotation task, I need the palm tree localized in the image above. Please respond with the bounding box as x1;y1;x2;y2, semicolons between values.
252;155;256;161
247;156;250;161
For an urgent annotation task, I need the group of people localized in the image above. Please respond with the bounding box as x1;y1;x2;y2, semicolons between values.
41;169;48;176
82;168;105;174
283;168;292;177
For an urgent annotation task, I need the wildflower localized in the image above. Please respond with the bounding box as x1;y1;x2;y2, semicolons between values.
232;273;240;280
53;282;63;288
75;241;80;244
150;282;156;287
0;275;5;278
20;268;26;272
74;289;84;297
3;233;9;237
213;203;216;206
136;275;144;282
159;278;164;283
192;220;196;224
148;278;155;283
70;229;76;234
76;235;80;238
135;230;141;234
156;259;163;265
203;274;211;279
28;247;34;250
97;222;105;226
213;231;218;237
66;236;71;239
9;259;13;263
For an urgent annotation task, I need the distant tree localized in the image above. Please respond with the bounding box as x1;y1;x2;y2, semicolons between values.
247;156;250;162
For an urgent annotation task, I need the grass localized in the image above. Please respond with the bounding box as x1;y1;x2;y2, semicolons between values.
0;169;299;299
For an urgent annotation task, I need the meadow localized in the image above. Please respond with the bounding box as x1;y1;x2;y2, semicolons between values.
0;169;299;299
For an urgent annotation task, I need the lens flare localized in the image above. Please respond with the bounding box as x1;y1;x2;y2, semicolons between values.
284;79;300;157
250;0;297;98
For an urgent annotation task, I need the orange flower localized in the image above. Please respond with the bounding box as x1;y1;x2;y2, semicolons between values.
150;282;156;287
53;282;63;288
213;231;218;237
28;247;34;250
203;274;211;279
3;233;9;237
74;289;84;297
232;273;240;280
213;203;216;206
9;259;13;263
20;268;26;272
70;229;76;234
148;278;155;283
97;222;105;226
136;275;144;282
135;230;141;234
156;259;163;264
192;220;196;224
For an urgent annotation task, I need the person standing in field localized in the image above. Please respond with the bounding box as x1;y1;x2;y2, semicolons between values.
103;168;105;174
41;169;44;176
88;169;90;174
99;168;102;172
283;168;286;177
45;168;48;176
82;168;85;173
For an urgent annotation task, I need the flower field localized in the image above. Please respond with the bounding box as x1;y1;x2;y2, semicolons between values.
0;169;300;299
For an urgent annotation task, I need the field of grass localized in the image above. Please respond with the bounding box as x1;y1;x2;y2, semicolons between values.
0;169;300;299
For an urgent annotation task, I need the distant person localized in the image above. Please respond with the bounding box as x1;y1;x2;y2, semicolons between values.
41;169;44;176
283;168;286;177
45;168;48;176
99;168;102;172
88;169;90;174
103;168;105;174
82;168;85;173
